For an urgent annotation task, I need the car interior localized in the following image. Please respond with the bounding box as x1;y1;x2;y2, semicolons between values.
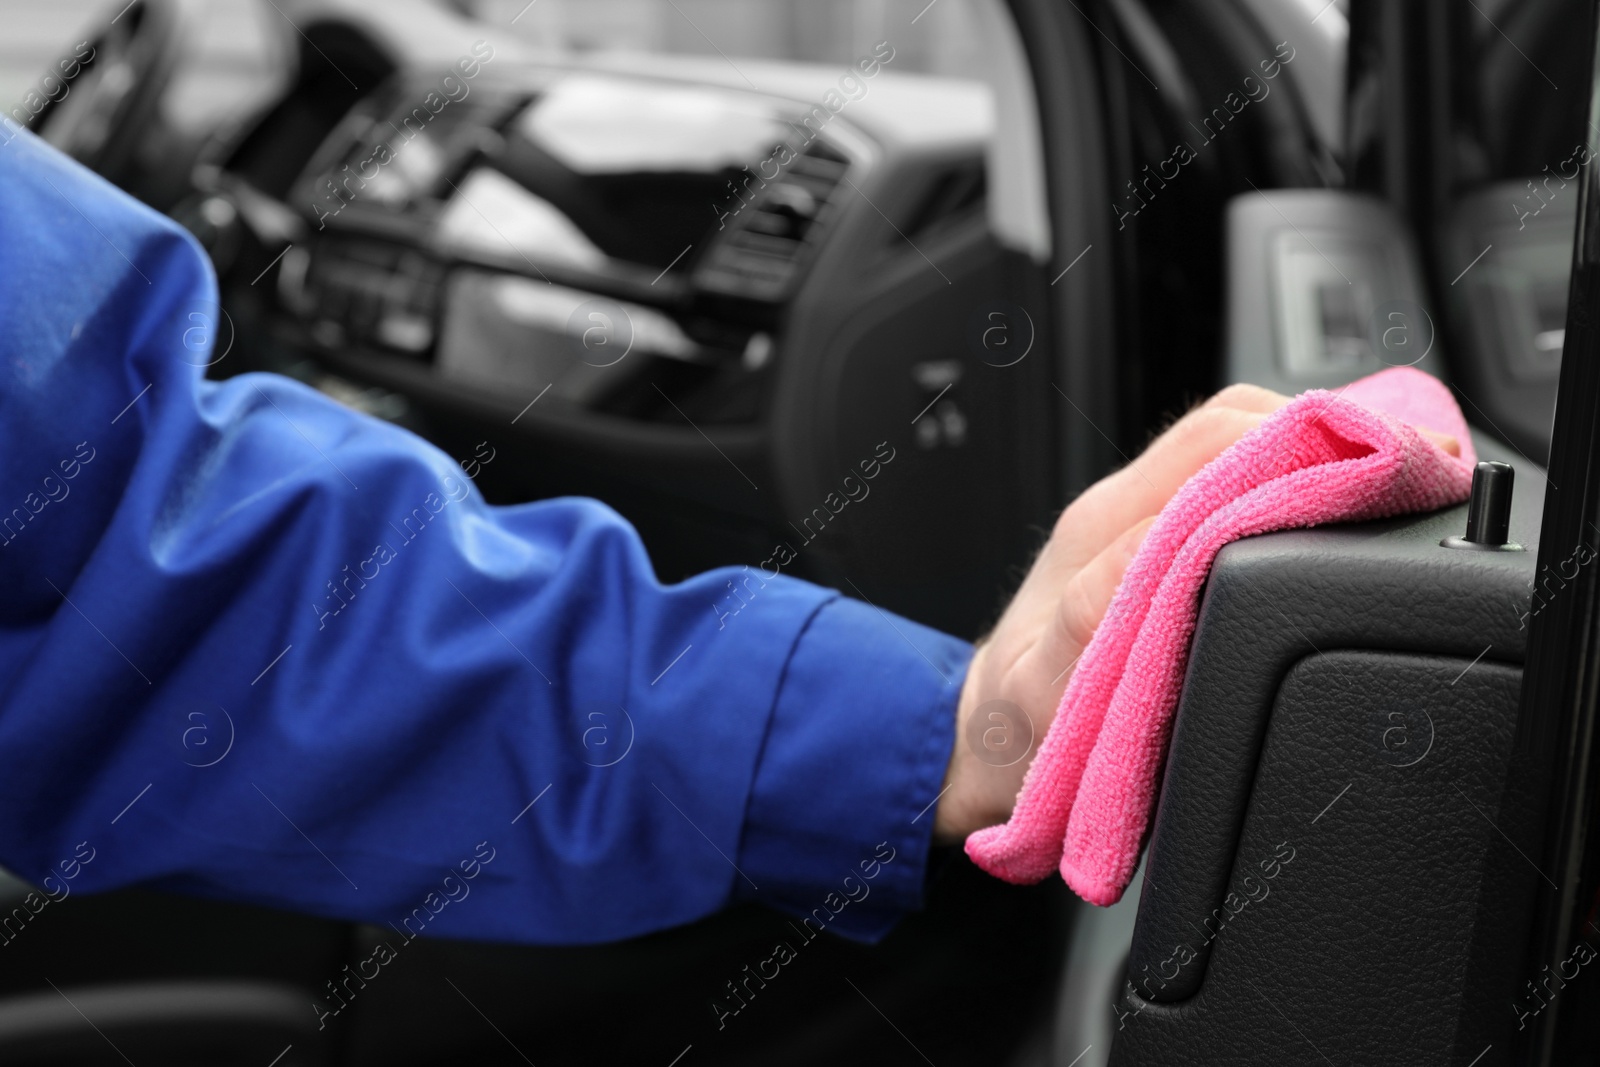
6;0;1600;1063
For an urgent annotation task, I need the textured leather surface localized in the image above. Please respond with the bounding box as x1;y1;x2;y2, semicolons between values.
1123;432;1542;1005
1110;652;1535;1064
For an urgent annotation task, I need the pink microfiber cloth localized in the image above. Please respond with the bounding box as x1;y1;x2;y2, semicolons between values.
965;366;1476;904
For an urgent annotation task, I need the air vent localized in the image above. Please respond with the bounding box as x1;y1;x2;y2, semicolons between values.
693;141;849;301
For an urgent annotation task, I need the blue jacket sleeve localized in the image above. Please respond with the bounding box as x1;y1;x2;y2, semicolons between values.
0;126;971;945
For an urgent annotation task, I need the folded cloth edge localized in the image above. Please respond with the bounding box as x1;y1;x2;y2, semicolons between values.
966;367;1475;899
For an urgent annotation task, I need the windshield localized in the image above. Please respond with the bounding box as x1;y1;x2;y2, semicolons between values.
454;0;996;77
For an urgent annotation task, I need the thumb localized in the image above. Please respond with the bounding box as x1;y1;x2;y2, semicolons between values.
1417;426;1461;457
1033;515;1157;704
1059;515;1156;649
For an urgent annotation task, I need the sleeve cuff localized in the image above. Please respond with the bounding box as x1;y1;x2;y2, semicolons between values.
733;594;973;942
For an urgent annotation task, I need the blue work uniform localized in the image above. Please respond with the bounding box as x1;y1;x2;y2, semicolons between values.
0;127;972;945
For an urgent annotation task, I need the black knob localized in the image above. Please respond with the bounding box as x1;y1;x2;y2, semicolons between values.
1442;461;1523;551
1464;461;1514;544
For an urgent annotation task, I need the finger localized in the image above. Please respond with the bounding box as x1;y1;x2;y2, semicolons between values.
1201;383;1294;414
1010;515;1157;709
1418;427;1461;456
1050;405;1269;573
999;404;1270;645
1054;514;1157;656
1005;390;1284;635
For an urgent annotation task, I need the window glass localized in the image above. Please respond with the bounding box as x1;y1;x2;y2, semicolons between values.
463;0;994;78
1442;0;1594;462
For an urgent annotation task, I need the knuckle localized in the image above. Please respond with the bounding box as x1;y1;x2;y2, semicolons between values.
1056;580;1097;649
1205;382;1277;410
1204;384;1251;408
1176;404;1236;441
1159;405;1255;463
1058;482;1104;531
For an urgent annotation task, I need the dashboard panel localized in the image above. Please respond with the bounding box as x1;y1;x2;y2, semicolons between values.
221;43;1054;637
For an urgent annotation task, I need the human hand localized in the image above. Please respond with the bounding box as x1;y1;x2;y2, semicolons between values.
933;385;1465;842
932;383;1461;843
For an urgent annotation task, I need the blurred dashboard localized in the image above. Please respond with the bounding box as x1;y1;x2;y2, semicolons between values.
199;18;1054;637
267;48;992;409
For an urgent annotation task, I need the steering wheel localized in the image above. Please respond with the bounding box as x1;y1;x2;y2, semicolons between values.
25;0;185;183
